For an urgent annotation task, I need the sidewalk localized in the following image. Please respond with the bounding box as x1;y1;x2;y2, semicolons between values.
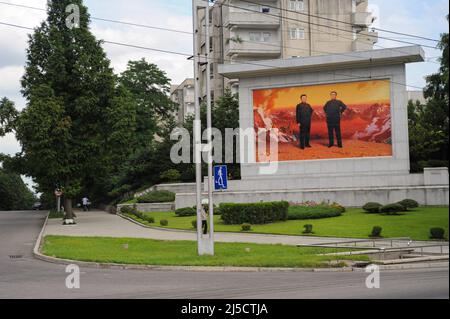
43;210;449;252
44;210;354;246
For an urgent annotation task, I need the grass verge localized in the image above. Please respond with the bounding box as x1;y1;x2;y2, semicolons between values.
42;235;369;268
132;207;449;241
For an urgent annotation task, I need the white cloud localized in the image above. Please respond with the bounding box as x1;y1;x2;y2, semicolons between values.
0;133;20;156
0;65;23;91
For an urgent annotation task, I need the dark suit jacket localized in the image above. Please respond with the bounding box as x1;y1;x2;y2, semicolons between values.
296;103;313;125
323;99;347;124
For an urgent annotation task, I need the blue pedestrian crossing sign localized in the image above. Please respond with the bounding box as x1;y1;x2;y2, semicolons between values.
214;165;228;191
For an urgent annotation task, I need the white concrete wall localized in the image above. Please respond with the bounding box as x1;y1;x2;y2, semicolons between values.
176;186;449;209
117;202;175;214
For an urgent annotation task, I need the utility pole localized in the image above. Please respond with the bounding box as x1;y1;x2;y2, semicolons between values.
192;0;214;256
205;0;215;256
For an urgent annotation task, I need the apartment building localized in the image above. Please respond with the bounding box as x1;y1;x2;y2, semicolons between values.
170;78;195;123
192;0;378;104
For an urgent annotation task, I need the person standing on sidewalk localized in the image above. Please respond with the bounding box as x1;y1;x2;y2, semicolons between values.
201;199;208;235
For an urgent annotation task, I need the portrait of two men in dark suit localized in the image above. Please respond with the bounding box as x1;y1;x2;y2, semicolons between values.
296;91;347;149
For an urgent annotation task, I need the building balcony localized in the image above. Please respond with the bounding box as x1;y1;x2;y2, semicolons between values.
352;31;379;51
225;40;281;58
225;12;281;29
352;12;375;27
184;95;195;104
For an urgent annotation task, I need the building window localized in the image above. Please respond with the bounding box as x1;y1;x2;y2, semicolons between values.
249;32;272;42
289;28;305;40
249;32;261;42
210;63;214;79
262;32;271;42
289;0;304;11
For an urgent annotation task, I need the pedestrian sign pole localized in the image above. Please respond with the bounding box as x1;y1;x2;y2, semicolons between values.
214;165;228;191
192;0;214;256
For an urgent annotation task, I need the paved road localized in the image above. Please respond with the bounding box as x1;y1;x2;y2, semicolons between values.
0;211;448;299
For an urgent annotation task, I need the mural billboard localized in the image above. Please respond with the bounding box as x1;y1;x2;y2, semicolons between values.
253;79;392;162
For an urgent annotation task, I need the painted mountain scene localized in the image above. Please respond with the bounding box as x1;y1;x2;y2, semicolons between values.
253;79;393;162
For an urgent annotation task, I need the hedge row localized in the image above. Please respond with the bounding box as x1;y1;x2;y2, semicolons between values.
175;205;222;217
136;190;175;203
287;205;343;220
220;201;289;225
120;206;155;223
175;207;196;217
362;199;419;214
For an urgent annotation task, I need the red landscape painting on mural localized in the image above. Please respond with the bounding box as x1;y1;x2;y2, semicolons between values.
254;102;392;144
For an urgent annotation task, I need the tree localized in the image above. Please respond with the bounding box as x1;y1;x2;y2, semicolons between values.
0;167;35;211
8;1;135;219
119;58;176;149
99;59;179;199
0;98;18;136
424;15;449;103
408;17;449;171
182;89;241;180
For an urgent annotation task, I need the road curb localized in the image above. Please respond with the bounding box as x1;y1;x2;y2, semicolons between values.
33;211;50;258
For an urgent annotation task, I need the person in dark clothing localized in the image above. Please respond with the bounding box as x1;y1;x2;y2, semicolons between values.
323;91;347;148
296;94;314;149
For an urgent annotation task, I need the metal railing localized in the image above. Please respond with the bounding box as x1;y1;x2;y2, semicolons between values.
298;237;449;257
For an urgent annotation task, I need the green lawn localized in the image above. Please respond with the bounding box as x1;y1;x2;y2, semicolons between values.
42;235;368;268
129;207;449;241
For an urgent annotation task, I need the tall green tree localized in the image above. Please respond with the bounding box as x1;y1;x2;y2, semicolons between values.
5;1;135;218
0;98;18;137
0;167;35;211
182;89;241;180
119;58;176;149
408;17;449;171
101;59;178;198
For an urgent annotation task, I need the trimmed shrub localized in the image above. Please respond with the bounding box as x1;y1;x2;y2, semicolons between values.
288;205;342;220
142;215;155;224
220;201;289;225
370;226;383;238
137;190;175;203
362;202;382;214
160;169;181;183
330;202;346;213
175;207;196;217
397;199;419;211
120;206;154;223
241;223;252;231
430;227;445;240
380;203;405;215
303;224;313;234
120;206;136;215
160;219;169;226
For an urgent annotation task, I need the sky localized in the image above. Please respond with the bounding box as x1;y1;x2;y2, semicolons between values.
0;0;448;189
